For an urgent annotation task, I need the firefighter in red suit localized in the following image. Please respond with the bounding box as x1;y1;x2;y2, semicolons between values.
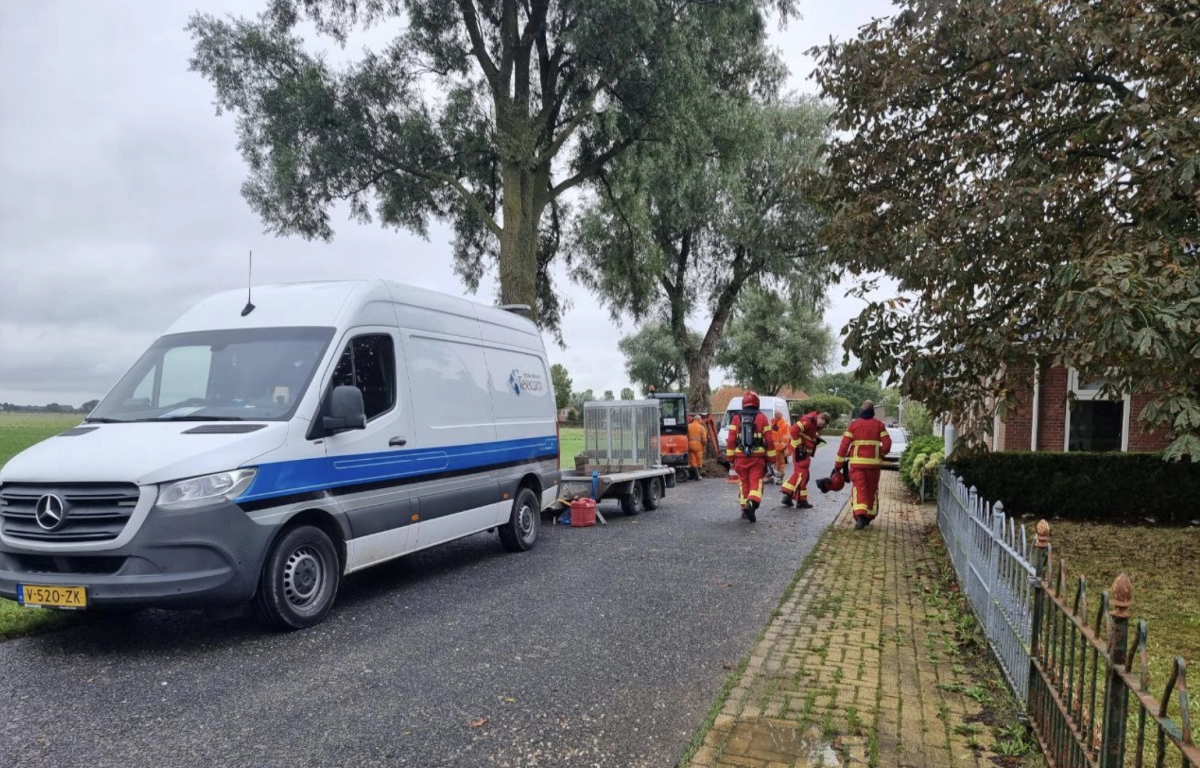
781;410;830;509
724;390;774;523
835;400;892;529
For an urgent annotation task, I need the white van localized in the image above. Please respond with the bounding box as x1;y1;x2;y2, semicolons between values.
718;395;792;434
0;280;560;629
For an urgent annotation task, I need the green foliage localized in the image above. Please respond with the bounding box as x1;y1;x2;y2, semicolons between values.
815;0;1200;458
617;321;694;394
570;98;832;410
569;389;595;410
189;0;793;333
602;390;615;401
899;435;944;492
620;387;635;401
904;400;933;437
714;286;833;396
809;373;884;414
790;394;855;423
550;363;572;410
950;452;1200;523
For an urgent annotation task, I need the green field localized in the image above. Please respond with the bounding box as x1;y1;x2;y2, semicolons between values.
558;426;583;469
0;412;82;469
0;413;84;639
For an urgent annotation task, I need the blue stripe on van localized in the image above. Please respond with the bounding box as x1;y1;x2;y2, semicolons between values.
237;435;559;504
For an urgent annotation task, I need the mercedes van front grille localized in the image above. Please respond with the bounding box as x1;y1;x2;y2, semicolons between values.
0;483;140;543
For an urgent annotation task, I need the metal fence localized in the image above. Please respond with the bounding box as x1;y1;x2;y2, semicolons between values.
936;468;1199;768
938;468;1036;704
582;401;661;469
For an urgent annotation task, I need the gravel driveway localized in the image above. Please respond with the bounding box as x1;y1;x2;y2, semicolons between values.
0;452;843;768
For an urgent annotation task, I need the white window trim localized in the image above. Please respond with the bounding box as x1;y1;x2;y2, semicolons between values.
1064;368;1130;452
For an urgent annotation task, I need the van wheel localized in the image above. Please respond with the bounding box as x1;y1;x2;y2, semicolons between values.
620;481;645;516
254;525;340;630
643;477;662;510
499;488;540;553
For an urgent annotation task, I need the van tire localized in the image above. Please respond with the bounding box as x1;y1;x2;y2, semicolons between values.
254;525;340;630
620;481;645;516
643;477;662;510
499;488;540;553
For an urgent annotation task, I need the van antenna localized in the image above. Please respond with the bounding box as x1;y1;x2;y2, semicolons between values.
240;250;256;317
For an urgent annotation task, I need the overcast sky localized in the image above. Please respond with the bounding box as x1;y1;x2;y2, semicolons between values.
0;0;897;407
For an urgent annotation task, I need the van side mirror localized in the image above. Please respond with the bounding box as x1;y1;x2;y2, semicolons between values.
323;385;367;434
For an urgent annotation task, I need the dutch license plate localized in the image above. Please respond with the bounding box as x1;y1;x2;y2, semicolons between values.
18;584;88;609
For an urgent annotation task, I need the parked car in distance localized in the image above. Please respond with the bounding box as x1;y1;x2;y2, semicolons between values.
882;426;908;470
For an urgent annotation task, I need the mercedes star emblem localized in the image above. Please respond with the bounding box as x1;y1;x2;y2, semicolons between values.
34;494;66;531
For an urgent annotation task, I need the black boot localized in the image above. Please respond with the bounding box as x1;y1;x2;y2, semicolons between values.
854;515;867;530
780;493;794;507
797;499;813;509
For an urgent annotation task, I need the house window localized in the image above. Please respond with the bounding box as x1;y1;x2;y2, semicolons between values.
1065;369;1129;452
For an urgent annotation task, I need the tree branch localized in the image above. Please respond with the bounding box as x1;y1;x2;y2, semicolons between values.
457;0;501;95
549;137;635;199
390;161;503;238
537;80;606;165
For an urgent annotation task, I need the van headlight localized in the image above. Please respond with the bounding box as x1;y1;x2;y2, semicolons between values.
158;469;257;509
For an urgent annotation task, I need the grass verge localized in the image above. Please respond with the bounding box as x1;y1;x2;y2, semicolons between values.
1042;519;1200;729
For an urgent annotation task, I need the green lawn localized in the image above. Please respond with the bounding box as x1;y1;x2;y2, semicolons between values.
559;426;583;469
1047;520;1200;732
0;412;84;639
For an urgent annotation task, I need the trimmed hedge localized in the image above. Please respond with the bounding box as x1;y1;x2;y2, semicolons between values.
791;395;855;423
949;452;1200;524
899;436;944;491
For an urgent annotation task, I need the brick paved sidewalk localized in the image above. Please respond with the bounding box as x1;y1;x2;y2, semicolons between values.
682;472;1020;768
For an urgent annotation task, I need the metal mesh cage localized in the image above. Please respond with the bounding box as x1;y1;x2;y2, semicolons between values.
582;401;662;469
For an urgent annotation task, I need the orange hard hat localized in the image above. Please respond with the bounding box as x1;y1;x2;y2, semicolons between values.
742;390;760;409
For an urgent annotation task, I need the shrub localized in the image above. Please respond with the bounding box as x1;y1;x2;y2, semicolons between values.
899;435;944;491
791;394;855;423
949;452;1200;524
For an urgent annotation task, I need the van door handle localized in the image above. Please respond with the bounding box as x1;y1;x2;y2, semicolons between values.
389;436;407;447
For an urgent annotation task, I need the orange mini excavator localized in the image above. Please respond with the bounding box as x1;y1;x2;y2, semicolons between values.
648;391;690;473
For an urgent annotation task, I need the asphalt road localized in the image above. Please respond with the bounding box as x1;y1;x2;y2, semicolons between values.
0;452;843;768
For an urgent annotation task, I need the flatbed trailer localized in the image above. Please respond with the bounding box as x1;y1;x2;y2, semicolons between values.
557;464;675;517
553;400;675;519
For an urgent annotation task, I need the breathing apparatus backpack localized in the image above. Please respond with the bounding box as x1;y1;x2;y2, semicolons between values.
737;408;763;455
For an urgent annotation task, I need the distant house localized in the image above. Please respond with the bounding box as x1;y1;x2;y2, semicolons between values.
990;363;1171;453
710;386;810;415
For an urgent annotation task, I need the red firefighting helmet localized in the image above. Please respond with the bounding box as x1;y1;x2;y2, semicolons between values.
816;470;846;494
742;390;760;409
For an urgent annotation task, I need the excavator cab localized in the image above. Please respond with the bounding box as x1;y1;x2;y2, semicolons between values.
648;392;689;469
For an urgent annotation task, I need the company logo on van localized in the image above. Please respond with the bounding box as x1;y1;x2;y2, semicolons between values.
507;369;545;396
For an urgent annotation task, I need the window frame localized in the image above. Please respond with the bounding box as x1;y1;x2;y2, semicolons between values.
324;332;399;425
1064;368;1130;452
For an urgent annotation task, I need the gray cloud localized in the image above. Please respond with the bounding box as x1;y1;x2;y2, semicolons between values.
0;0;896;408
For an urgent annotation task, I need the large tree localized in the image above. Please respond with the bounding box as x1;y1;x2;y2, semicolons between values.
616;320;695;395
572;98;831;411
808;372;884;413
549;362;572;410
715;287;833;396
814;0;1200;459
189;0;791;333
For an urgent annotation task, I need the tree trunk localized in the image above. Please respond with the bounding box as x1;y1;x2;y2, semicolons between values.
685;304;733;415
498;162;543;317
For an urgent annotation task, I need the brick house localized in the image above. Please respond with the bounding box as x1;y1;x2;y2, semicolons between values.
990;363;1171;453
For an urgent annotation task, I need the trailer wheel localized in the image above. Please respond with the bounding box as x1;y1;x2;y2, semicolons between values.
620;481;645;516
643;477;662;510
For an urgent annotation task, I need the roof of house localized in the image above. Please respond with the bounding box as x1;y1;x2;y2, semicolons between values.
710;386;810;414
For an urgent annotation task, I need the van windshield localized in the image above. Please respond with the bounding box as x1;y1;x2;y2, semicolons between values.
88;327;335;423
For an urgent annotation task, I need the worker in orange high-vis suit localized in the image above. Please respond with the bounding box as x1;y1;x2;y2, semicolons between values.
769;410;790;481
724;390;774;523
687;414;708;481
835;400;892;529
781;410;830;509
